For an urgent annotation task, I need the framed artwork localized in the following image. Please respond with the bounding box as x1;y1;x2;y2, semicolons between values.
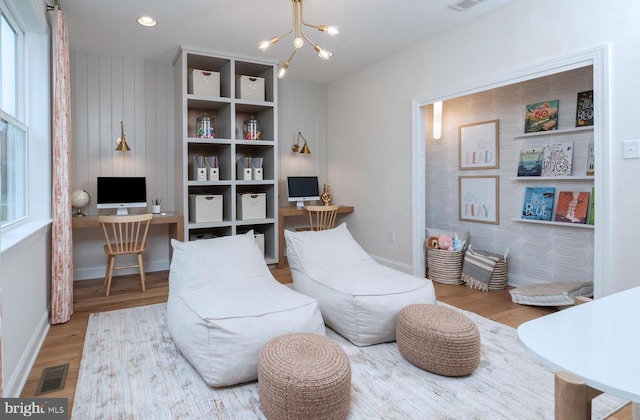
458;119;499;170
459;175;500;224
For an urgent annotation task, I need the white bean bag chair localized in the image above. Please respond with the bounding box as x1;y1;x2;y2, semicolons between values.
167;231;326;387
285;223;436;346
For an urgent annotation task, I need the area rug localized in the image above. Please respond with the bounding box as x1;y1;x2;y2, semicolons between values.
72;303;627;419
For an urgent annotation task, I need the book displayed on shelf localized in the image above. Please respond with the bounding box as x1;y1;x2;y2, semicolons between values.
586;142;594;176
517;147;544;176
554;191;590;224
541;141;573;176
524;100;559;133
588;187;595;225
576;90;594;127
522;187;556;221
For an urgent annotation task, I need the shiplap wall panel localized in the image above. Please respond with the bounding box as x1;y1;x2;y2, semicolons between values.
71;50;175;280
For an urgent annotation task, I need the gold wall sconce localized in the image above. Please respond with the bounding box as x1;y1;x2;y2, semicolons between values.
115;121;131;151
292;131;311;154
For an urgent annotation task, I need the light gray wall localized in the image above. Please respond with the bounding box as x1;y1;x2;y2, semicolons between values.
327;0;640;296
424;67;594;286
70;52;329;279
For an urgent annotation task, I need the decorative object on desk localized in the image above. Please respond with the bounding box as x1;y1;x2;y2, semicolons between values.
458;119;499;170
258;0;339;79
291;131;311;154
243;116;261;140
524;100;559;133
458;175;499;225
575;90;594;127
151;198;162;214
115;121;131;151
554;191;590;224
517;147;544;176
521;186;555;221
541;141;573;176
320;183;332;205
71;189;90;217
586;142;594;176
196;113;215;138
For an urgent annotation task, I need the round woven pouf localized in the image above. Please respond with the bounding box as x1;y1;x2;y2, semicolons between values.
396;304;480;377
258;333;351;420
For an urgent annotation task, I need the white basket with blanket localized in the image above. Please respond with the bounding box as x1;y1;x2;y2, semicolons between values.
461;246;508;292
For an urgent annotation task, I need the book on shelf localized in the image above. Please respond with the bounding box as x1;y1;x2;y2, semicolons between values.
541;141;573;176
522;186;556;221
588;187;595;225
586;142;594;176
554;191;590;224
517;147;544;176
576;90;594;127
524;100;559;133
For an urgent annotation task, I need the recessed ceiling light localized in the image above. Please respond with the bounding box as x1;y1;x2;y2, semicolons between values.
137;16;157;27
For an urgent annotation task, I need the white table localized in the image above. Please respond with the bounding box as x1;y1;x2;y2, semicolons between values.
518;286;640;419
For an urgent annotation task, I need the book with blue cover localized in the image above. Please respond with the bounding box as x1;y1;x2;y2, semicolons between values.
522;187;556;221
517;147;544;176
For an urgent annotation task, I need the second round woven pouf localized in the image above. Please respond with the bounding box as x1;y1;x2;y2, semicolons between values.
258;333;351;420
396;304;480;377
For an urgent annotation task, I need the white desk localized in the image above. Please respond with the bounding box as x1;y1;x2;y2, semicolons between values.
518;286;640;418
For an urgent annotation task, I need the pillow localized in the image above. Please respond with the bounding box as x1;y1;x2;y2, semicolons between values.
509;281;594;306
285;223;373;275
169;230;269;291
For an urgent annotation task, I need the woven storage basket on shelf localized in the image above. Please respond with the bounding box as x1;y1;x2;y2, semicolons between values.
426;248;464;285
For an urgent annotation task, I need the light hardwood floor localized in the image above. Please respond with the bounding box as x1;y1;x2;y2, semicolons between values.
20;269;631;419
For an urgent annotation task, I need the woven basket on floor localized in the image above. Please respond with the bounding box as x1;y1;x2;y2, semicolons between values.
426;248;464;285
487;258;508;291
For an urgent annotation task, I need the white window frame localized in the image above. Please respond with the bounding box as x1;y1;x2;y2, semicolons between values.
0;0;51;253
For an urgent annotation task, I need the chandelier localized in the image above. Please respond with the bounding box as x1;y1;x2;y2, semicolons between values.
259;0;339;79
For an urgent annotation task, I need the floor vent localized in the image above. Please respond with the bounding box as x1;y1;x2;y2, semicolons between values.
35;363;69;395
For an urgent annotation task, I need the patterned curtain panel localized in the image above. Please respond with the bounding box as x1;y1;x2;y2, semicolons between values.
51;7;74;325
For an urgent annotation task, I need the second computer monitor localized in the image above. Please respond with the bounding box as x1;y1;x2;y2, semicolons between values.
287;176;320;208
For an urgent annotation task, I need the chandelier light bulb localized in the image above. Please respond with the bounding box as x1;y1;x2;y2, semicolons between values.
293;37;304;48
278;67;287;79
317;49;332;60
326;26;339;36
259;41;271;50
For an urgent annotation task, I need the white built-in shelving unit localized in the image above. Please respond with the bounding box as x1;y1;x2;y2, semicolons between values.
173;48;279;264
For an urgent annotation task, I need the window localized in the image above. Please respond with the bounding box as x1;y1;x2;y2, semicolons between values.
0;7;26;228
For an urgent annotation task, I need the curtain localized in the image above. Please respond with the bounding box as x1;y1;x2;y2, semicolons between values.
51;7;73;325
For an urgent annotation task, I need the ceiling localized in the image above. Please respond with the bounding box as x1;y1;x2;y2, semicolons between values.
60;0;516;85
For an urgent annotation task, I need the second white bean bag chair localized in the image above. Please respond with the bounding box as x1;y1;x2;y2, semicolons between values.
285;223;436;346
167;231;326;387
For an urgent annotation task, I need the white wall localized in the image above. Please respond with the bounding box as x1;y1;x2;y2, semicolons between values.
328;0;640;296
0;0;51;397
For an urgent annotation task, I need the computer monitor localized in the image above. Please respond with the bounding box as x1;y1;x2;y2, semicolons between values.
287;176;320;208
96;177;147;215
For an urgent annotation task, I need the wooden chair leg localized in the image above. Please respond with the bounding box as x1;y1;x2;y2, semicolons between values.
105;255;116;296
138;253;146;292
104;255;112;286
555;371;602;420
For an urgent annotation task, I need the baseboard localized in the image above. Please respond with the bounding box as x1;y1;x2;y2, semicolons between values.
369;254;413;274
5;307;50;397
73;259;170;281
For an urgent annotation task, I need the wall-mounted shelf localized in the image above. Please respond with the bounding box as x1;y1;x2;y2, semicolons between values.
512;176;594;181
512;218;594;229
512;126;593;139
